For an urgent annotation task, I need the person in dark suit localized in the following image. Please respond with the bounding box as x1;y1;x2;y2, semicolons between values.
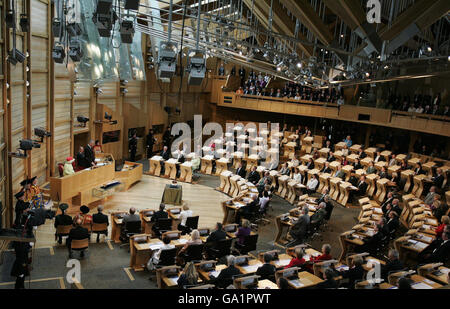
359;223;386;255
321;162;332;174
432;168;445;189
385;211;400;234
381;249;404;280
92;205;109;242
128;133;138;162
356;176;368;196
14;191;29;228
151;203;168;223
381;192;395;214
210;255;241;288
357;149;367;159
414;162;425;175
315;268;339;289
236;163;246;178
419;228;450;263
247;166;261;185
146;129;156;158
206;223;227;245
84;140;96;167
256;253;277;281
352;158;362;171
339;255;365;289
76;146;90;169
67;219;90;258
288;207;310;244
160;146;171;174
306;158;315;170
373;151;385;163
10;241;31;289
54;203;73;244
327;151;336;162
236;195;258;223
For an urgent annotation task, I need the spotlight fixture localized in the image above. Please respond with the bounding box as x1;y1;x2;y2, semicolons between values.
105;112;112;121
20;139;41;151
20;14;29;32
67;23;83;37
92;0;118;38
34;127;51;142
157;41;178;79
120;20;135;44
164;106;172;114
7;49;26;65
69;39;83;62
52;43;66;64
76;115;89;127
124;0;140;10
187;51;206;86
52;18;62;37
6;10;15;28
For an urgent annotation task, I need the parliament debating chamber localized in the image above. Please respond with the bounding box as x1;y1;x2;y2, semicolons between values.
0;0;449;294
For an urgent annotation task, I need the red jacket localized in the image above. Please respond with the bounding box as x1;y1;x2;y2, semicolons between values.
306;254;333;272
436;223;446;239
285;258;306;269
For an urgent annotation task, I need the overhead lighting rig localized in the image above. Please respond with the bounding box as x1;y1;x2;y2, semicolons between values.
187;50;206;86
92;0;118;38
157;41;178;80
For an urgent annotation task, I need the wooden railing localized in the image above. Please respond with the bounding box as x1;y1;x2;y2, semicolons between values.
215;92;450;137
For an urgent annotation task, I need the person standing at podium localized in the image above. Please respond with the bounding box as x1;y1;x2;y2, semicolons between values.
84;140;96;168
76;146;89;170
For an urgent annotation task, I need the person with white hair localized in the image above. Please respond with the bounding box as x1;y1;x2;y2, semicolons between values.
288;206;310;244
310;202;327;225
210;255;241;288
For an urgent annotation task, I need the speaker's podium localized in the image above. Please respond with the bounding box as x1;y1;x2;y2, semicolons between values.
50;153;139;213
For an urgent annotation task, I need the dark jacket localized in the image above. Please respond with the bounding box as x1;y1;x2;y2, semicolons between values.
341;265;365;288
236;167;247;178
256;263;276;281
315;278;339;289
206;229;227;244
84;145;95;166
160;150;170;161
357;181;368;195
93;213;109;225
289;215;310;240
248;171;260;184
68;226;89;241
54;213;73;228
76;151;90;169
212;265;241;288
151;210;168;222
381;259;404;280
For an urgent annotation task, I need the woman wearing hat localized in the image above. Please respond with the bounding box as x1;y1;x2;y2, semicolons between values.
29;177;44;209
63;157;76;176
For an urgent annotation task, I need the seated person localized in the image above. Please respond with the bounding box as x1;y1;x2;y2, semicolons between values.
73;205;93;226
306;158;315;170
357;148;367;159
327;151;336;163
323;196;334;220
235;219;251;247
366;162;376;174
381;249;404;280
310;202;327;226
338;255;364;289
247;166;261;185
359;223;386;255
355;175;368;196
373;151;385;163
92;205;109;242
432;200;449;223
292;167;302;183
288;207;310;244
306;174;319;195
177;262;199;289
63;157;75;176
178;230;203;261
151;203;169;234
418;227;450;263
333;165;345;180
191;154;201;173
321;162;332;174
177;204;193;235
257;172;272;193
236;163;246;178
236;195;259;223
160;146;171;174
424;186;437;205
284;247;307;269
67;219;90;259
258;190;271;214
210;255;241;289
279;163;290;176
256;253;277;281
147;236;175;270
378;167;388;179
398;277;412;289
54;203;73;244
352;159;362;171
385;211;400;234
315;268;339;289
123;207;141;224
278;277;290;289
383;199;401;218
435;216;449;238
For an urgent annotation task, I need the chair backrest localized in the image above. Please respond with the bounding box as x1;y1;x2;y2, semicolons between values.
71;238;89;250
92;223;108;232
125;220;142;234
216;238;233;257
58;163;64;177
185;244;205;261
56;225;72;235
82;223;92;233
156;218;173;231
159;248;177;266
241;234;259;254
185;216;199;230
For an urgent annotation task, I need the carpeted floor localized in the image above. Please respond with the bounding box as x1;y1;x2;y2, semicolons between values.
0;159;360;289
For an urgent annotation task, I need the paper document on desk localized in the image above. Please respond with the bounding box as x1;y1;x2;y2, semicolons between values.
414;241;428;250
234;202;245;208
95;158;101;162
335;265;349;271
412;282;433;289
273;259;291;267
241;264;261;273
166;276;179;286
177;239;188;245
209;270;220;278
289;279;305;288
148;244;163;251
96;162;106;167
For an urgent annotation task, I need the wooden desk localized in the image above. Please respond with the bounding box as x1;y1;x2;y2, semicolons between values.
258;279;279;289
50;154;116;210
229;175;242;197
179;162;193;183
342;165;354;181
277;175;291;199
289;271;324;289
380;150;392;162
401;170;415;193
335;142;346;152
408;157;421;166
111;212;128;243
418;265;450;286
318;148;330;158
329;161;340;174
338;231;365;262
274;215;294;246
329;177;342;201
314;158;327;170
164;159;178;179
374;161;387;172
232;152;244;169
219;171;233;194
215;158;230;175
302;137;313;154
222;200;244;225
388;165;401;176
350;144;361;153
361;157;373;168
347;154;359;163
236;259;264;275
375;178;389;203
149;156;163;176
366;174;379;197
318;173;331;193
365;147;377;159
116;162;143;191
412;174;427;198
201;155;214;175
196;264;227;282
339;182;357;206
245;154;259;171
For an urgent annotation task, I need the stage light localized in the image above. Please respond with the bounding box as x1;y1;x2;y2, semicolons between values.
187;51;206;86
34;128;51;142
77;116;89;127
157;41;178;79
120;20;135;44
52;18;62;37
7;49;26;65
52;43;66;64
20;14;29;32
67;23;83;37
20;139;40;151
92;0;118;38
69;40;83;62
6;10;15;28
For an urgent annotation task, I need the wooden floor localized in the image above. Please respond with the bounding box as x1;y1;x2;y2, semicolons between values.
34;175;229;249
